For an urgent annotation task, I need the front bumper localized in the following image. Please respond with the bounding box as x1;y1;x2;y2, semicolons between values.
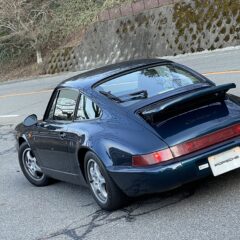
108;137;240;197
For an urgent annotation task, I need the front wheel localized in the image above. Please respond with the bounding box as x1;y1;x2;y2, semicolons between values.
18;142;51;186
84;152;128;211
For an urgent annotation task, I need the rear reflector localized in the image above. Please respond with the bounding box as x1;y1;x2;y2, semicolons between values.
171;123;240;158
132;149;173;167
132;123;240;167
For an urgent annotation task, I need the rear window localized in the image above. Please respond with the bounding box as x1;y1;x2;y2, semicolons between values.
95;65;203;103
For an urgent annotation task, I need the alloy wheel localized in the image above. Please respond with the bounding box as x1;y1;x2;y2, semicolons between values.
87;159;108;204
22;148;44;181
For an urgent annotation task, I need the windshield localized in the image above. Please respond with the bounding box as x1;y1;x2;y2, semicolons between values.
95;64;204;103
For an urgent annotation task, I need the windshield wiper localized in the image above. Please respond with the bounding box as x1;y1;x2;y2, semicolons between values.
99;91;123;103
100;90;148;103
120;90;148;102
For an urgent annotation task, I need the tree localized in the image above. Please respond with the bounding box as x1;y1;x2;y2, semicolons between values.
0;0;53;64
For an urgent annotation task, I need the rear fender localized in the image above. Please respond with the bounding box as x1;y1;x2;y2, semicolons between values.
90;138;134;167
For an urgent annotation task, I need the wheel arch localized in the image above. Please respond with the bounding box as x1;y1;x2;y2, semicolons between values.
18;134;30;147
19;137;26;146
77;147;91;181
76;140;117;181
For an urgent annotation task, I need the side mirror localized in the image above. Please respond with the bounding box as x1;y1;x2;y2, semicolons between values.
23;114;38;127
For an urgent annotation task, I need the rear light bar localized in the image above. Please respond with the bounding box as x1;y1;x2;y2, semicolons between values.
132;123;240;167
171;123;240;158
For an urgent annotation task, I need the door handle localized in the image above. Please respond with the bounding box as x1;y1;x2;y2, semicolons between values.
38;122;52;129
60;132;67;139
39;122;48;128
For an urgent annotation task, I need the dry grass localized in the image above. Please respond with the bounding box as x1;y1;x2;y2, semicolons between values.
0;0;133;81
0;62;42;82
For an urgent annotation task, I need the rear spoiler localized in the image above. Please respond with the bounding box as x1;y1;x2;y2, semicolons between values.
140;83;236;124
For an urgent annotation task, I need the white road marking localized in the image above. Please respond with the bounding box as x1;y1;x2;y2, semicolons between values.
0;115;20;118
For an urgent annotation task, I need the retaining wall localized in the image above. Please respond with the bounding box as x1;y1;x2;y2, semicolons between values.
44;0;240;74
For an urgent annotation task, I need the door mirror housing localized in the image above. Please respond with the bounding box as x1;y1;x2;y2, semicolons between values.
23;114;38;127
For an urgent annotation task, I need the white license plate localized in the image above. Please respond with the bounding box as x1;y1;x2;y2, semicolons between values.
208;147;240;176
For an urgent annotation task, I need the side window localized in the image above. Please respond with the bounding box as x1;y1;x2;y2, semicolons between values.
48;89;79;121
76;94;101;120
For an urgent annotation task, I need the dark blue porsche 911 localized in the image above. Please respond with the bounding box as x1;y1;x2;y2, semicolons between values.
15;59;240;210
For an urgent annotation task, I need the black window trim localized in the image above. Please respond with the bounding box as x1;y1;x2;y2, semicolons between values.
43;89;58;121
74;92;103;122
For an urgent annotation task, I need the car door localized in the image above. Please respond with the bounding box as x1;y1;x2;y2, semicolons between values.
66;93;102;168
33;88;79;174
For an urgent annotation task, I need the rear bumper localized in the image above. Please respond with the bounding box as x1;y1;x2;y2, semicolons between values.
108;137;240;197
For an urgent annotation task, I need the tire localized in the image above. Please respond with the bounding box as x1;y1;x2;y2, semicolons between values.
84;151;128;211
18;142;50;187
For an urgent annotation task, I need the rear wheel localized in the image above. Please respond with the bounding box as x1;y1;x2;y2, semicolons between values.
18;142;50;186
84;151;128;210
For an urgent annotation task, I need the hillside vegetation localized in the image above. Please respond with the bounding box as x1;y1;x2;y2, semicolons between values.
0;0;131;80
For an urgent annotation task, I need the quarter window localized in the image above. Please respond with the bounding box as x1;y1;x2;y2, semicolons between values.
76;94;101;120
48;89;79;121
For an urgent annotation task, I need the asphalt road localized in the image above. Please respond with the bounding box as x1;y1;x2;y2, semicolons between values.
0;47;240;240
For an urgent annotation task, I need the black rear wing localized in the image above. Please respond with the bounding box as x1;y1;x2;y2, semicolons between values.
140;83;236;124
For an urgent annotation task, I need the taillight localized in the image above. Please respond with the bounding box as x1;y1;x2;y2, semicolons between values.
132;148;173;167
132;123;240;167
171;123;240;158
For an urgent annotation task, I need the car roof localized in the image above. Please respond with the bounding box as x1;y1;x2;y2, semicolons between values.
59;58;173;89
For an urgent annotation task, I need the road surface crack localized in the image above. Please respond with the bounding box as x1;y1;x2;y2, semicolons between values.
38;187;195;240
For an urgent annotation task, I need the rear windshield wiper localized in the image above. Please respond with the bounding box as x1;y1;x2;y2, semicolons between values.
99;91;123;103
120;90;148;102
100;90;148;103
